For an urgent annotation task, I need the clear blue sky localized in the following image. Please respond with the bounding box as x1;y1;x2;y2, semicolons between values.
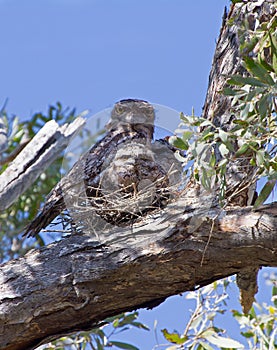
1;1;275;349
2;0;229;118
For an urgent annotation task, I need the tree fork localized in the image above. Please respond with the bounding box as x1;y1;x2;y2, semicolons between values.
0;1;276;349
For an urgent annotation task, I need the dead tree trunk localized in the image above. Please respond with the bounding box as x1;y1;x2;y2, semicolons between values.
0;1;276;350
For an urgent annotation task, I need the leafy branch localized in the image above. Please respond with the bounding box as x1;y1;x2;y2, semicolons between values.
160;275;277;350
41;312;149;350
170;10;277;207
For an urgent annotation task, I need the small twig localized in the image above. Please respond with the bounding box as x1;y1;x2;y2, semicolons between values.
0;137;31;166
201;217;216;267
227;171;258;204
40;229;72;234
183;291;203;338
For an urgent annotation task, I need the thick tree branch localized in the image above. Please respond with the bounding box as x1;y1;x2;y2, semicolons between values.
1;1;276;349
0;117;85;211
0;200;277;350
202;1;276;127
202;1;276;207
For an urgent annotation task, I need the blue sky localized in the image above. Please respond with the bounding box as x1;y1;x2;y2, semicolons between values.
2;0;275;349
2;0;229;118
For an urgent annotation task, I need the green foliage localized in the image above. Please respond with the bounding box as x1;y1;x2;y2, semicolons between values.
160;275;277;350
232;304;277;350
0;103;77;261
159;278;244;350
161;329;187;345
1;6;276;350
232;274;277;350
170;12;277;206
225;15;277;206
41;312;149;350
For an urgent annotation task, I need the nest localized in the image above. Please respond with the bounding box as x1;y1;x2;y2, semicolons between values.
61;168;183;237
61;139;184;235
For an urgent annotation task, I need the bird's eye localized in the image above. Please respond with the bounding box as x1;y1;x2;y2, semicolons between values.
115;105;125;114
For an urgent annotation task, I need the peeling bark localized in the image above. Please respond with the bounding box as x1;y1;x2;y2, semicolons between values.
0;117;85;211
0;201;277;350
0;1;276;350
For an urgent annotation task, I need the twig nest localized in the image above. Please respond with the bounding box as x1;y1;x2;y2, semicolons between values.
85;140;181;226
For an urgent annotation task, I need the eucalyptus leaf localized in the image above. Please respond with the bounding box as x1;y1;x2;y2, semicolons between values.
205;334;243;348
240;102;251;119
254;180;276;208
182;130;193;142
196;143;209;158
232;119;249;127
259;57;275;74
170;136;188;150
219;143;229;157
227;75;249;86
258;94;270;119
222;87;243;96
130;321;149;330
256;150;265;166
161;329;187;345
241;331;255;338
269;32;277;73
175;150;187;163
202;132;215;141
109;341;139;350
115;313;138;328
228;75;266;87
198;341;214;350
190;314;203;331
209;152;216;168
218;158;228;168
200;120;214;127
244;56;275;85
235;143;249;157
218;129;229;143
273;286;277;307
201;167;212;191
244;76;268;87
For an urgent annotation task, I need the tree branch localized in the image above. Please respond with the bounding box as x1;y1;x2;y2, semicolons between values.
0;200;276;350
1;1;276;349
0;117;85;211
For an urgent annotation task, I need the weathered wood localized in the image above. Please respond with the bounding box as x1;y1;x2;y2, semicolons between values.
201;0;276;313
0;117;8;155
1;1;276;349
0;117;85;211
0;101;8;154
203;0;276;127
1;199;277;350
202;0;276;206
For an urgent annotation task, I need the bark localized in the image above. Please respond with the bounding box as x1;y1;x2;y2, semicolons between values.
203;0;276;127
0;118;8;155
203;0;276;207
0;1;276;350
0;99;8;154
0;117;85;211
1;201;277;350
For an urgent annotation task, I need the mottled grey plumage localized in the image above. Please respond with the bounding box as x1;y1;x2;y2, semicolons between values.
24;99;182;237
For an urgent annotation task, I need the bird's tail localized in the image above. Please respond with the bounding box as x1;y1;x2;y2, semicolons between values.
23;197;65;238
